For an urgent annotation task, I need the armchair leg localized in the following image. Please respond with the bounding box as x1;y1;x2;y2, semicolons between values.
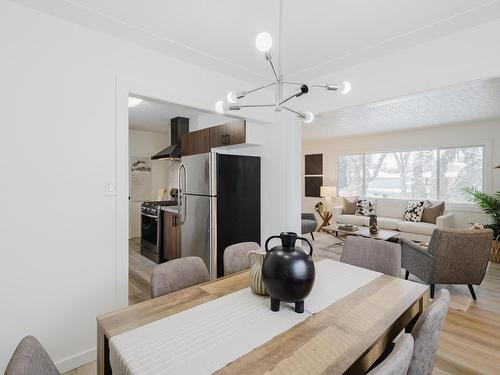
468;284;477;300
404;270;409;280
310;232;315;241
430;284;435;299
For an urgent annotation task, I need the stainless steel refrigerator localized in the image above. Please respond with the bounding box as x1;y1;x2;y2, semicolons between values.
178;152;261;279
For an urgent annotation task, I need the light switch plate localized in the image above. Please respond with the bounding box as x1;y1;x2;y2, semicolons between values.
105;178;116;196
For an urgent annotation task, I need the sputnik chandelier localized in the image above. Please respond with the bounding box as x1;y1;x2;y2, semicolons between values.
215;2;351;123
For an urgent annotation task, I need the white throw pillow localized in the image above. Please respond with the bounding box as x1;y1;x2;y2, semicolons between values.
404;201;425;222
356;199;376;216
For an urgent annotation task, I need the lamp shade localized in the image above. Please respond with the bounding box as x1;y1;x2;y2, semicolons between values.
320;186;337;198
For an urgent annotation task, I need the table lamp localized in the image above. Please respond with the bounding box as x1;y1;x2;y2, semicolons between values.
320;186;337;212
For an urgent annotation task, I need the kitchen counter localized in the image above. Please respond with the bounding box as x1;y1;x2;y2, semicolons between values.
160;206;179;214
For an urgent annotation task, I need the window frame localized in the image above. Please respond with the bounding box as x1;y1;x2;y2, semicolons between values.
336;144;485;204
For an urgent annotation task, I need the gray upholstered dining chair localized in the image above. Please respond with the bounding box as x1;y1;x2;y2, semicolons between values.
407;289;450;375
340;236;402;277
401;228;492;299
223;241;261;275
151;256;209;298
5;336;60;375
301;213;318;240
367;334;414;375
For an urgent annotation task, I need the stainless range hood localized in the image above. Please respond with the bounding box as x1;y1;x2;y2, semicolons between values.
151;117;189;160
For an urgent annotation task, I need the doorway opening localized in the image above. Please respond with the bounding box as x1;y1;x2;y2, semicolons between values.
127;95;234;305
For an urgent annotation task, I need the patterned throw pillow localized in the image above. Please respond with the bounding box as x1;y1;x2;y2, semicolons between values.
404;201;426;222
356;199;376;216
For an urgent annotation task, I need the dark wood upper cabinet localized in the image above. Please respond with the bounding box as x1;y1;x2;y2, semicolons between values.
181;128;210;156
180;120;247;156
162;211;181;262
209;120;246;149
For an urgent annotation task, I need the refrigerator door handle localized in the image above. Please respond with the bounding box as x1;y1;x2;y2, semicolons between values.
178;163;187;224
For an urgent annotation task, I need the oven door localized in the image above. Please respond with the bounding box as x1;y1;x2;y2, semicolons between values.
141;212;159;250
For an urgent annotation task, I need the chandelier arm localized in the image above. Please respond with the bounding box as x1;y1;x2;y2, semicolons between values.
239;104;275;108
244;82;276;96
282;106;301;117
267;56;280;81
311;83;338;90
280;92;299;106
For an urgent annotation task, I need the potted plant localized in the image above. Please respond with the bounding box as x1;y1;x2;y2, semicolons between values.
463;187;500;237
463;187;500;263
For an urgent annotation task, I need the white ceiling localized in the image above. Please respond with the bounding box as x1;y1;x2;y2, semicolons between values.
128;98;201;133
14;0;500;82
303;76;500;139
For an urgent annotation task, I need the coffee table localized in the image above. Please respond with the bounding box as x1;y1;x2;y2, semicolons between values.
323;224;400;242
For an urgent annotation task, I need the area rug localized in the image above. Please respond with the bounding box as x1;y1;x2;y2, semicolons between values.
312;231;344;261
309;231;473;312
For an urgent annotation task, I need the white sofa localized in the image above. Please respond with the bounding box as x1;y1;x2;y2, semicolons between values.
332;198;454;242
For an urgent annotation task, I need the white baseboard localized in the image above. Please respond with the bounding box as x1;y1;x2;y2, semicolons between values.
55;347;96;373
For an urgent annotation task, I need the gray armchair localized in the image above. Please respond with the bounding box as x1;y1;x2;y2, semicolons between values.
301;213;318;240
401;228;492;299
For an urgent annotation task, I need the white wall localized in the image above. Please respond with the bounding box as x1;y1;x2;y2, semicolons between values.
128;129;180;238
0;1;301;372
303;120;500;228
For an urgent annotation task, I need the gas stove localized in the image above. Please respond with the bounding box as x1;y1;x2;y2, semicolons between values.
141;200;177;216
140;199;178;263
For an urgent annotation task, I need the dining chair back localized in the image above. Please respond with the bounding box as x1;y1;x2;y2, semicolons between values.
151;256;209;298
367;334;414;375
340;236;401;277
5;336;60;375
407;289;450;375
223;242;261;275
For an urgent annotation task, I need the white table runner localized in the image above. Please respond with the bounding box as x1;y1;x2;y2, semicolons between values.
109;260;381;375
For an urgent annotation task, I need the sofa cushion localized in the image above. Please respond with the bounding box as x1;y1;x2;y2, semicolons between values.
356;199;376;216
422;201;445;224
343;197;357;215
337;214;370;226
376;198;408;219
397;221;436;236
404;201;426;222
378;217;404;230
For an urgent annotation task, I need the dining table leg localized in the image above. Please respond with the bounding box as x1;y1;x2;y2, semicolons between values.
97;324;112;375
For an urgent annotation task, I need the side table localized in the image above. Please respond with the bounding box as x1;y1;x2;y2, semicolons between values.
316;209;332;232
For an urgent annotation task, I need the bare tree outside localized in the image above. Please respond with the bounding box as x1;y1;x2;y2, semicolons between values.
338;146;481;202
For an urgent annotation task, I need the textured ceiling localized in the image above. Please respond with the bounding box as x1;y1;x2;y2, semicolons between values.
303;76;500;139
13;0;500;82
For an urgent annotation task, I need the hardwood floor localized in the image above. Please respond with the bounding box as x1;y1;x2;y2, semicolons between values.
65;235;500;374
128;237;155;305
433;261;500;374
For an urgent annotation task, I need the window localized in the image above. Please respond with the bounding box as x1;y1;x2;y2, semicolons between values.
338;154;363;197
439;146;483;203
337;146;483;203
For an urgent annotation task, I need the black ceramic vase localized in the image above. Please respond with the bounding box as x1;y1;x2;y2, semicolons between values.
262;232;315;313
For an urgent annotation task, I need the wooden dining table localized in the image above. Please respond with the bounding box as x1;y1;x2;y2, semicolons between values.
97;265;428;375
